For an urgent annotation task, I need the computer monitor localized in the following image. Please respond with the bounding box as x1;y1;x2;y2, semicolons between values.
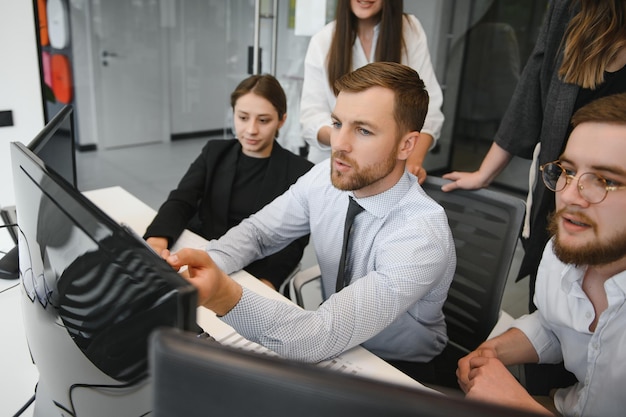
150;328;544;417
11;141;198;417
1;105;76;279
27;104;77;188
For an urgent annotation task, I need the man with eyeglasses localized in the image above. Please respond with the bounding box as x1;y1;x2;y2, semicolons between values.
456;93;626;417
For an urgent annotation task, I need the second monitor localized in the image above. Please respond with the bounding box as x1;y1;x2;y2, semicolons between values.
11;135;197;416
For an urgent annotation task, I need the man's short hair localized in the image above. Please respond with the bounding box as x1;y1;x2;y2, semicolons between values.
571;92;626;128
334;62;429;135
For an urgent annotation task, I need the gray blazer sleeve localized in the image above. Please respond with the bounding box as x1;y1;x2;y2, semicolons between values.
494;0;577;160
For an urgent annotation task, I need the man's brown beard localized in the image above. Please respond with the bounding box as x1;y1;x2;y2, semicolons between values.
330;149;397;191
547;209;626;266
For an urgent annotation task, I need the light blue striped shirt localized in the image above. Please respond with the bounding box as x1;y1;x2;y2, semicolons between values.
207;161;455;363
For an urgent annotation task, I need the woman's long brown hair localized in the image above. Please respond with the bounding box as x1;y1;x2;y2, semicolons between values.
559;0;626;89
326;0;408;95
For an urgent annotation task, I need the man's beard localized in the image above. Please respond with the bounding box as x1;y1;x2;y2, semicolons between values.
547;209;626;266
330;149;397;191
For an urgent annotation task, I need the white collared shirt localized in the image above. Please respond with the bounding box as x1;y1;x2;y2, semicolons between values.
513;240;626;417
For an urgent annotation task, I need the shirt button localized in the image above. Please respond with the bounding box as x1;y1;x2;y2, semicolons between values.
585;311;592;319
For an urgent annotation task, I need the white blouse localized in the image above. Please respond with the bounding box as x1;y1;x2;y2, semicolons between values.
300;14;445;163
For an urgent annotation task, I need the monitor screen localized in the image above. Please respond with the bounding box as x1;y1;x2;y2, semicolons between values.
150;328;544;417
11;141;197;416
1;105;76;247
27;104;77;189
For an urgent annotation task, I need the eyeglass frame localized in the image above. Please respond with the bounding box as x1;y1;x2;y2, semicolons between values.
539;160;626;204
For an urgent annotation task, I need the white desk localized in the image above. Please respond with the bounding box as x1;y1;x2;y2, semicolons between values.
0;185;441;417
0;280;39;417
84;186;436;392
0;212;38;417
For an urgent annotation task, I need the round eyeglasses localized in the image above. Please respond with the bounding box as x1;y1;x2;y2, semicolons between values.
540;161;626;204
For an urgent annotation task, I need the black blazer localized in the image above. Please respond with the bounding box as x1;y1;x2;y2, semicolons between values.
144;139;314;288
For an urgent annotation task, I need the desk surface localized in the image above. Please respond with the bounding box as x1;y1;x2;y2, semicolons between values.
0;185;441;416
0;281;38;417
1;211;37;417
84;186;435;392
2;184;522;414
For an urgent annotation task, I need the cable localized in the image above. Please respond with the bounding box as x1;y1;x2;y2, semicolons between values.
63;375;150;417
0;282;20;295
12;394;35;417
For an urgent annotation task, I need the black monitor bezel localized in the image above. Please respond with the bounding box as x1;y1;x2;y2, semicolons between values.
26;104;77;189
1;105;76;253
150;328;545;417
13;140;123;244
11;140;198;383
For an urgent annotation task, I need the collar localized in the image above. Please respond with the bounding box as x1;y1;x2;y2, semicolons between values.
608;269;626;295
559;263;586;297
350;172;412;219
557;251;626;297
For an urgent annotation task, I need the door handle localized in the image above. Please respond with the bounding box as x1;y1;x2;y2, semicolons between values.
102;50;120;66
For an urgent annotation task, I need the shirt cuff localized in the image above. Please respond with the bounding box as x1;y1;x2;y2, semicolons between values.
512;312;563;364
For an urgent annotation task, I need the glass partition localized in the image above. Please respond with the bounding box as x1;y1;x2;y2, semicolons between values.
445;0;548;193
36;0;549;192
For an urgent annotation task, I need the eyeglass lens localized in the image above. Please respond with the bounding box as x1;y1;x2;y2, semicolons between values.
542;163;608;203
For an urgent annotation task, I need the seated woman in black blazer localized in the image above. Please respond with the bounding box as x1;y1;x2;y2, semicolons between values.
144;74;314;290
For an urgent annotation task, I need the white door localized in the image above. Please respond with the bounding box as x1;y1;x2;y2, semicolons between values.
92;0;167;148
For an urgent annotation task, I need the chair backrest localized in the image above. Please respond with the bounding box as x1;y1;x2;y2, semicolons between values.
290;176;526;357
421;176;525;354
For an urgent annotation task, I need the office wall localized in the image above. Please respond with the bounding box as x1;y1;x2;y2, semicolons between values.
404;0;455;172
56;1;455;156
404;0;445;76
168;1;230;135
0;2;45;208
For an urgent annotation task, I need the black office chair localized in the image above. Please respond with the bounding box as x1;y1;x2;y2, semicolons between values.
290;176;526;389
420;176;525;388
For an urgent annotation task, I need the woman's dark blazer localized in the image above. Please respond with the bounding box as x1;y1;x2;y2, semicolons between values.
494;0;578;281
144;139;314;288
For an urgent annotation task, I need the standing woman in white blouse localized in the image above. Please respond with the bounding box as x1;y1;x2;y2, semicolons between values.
299;0;444;183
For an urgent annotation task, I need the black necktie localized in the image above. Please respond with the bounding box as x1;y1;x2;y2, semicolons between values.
336;196;364;292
